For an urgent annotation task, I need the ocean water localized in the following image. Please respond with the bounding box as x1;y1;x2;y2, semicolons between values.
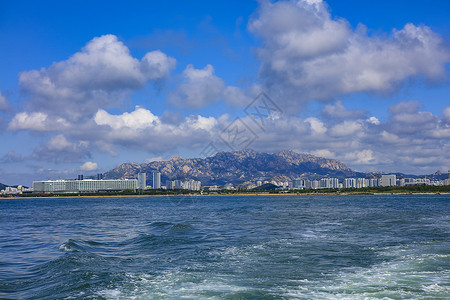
0;194;449;299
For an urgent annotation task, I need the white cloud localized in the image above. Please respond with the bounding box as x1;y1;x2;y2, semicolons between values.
387;100;440;135
94;106;160;130
443;107;450;122
80;161;98;171
47;134;76;151
329;120;363;137
305;117;327;134
140;50;176;80
144;156;164;163
241;100;449;173
366;117;380;125
0;92;8;110
310;149;335;158
322;101;366;119
168;64;252;108
8;112;69;131
222;86;252;107
91;106;223;152
169;64;225;108
249;0;450;111
343;150;376;165
17;34;176;122
32;134;90;163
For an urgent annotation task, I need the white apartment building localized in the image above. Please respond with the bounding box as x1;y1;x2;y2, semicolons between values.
152;172;161;189
380;175;397;187
344;178;356;188
33;179;138;193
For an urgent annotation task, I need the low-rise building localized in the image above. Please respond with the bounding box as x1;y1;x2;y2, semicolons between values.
32;179;138;193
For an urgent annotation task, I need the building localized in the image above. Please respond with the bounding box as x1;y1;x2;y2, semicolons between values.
138;173;146;190
308;180;320;189
292;179;305;189
380;175;397;187
152;172;161;189
369;179;378;187
173;180;182;189
344;178;356;188
183;179;202;191
33;179;138;193
320;178;339;189
166;180;174;190
96;173;103;180
356;178;369;188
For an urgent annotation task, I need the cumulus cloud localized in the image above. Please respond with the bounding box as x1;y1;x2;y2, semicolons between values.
17;34;176;122
387;100;440;134
329;120;363;137
233;100;450;173
8;112;69;131
444;107;450;122
80;161;98;171
366;117;380;125
92;106;225;152
169;64;225;108
140;50;176;80
305;117;326;134
0;92;9;110
32;134;90;163
249;0;450;111
343;150;376;165
168;64;252;108
322;101;366;119
94;106;160;130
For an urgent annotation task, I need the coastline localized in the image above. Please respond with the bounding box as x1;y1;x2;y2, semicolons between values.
3;191;449;199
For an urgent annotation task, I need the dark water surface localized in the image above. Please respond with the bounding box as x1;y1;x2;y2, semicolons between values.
0;194;449;299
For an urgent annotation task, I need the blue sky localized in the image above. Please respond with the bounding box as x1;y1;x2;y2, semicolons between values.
1;0;449;185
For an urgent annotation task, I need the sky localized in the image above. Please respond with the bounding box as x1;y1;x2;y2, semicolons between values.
1;0;450;186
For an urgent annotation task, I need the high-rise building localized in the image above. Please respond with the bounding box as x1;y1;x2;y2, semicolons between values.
344;178;356;188
77;174;84;180
174;180;182;189
369;179;378;187
356;178;369;188
309;180;320;189
96;173;103;180
166;180;174;190
152;172;161;189
138;173;146;190
380;175;396;187
292;179;305;189
183;179;201;191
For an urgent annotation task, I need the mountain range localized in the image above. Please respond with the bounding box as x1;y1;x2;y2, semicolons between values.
103;149;357;186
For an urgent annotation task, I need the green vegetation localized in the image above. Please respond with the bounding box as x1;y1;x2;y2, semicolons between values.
3;184;449;198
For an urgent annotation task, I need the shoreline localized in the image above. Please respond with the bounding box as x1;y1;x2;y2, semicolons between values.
2;191;449;199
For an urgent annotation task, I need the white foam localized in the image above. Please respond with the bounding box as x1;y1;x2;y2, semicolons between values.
281;244;450;299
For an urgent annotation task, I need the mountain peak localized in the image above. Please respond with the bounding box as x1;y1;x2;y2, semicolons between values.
104;149;355;185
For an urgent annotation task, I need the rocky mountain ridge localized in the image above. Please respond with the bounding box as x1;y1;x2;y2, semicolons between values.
103;149;355;186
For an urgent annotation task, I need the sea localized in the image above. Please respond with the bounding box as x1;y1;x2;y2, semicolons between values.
0;194;449;299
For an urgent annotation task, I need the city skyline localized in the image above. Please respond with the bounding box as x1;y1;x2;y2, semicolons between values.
1;0;450;186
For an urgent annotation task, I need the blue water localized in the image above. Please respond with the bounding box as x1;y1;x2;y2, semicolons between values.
0;195;449;299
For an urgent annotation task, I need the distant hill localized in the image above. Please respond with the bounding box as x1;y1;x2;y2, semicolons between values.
0;183;8;190
103;149;355;186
